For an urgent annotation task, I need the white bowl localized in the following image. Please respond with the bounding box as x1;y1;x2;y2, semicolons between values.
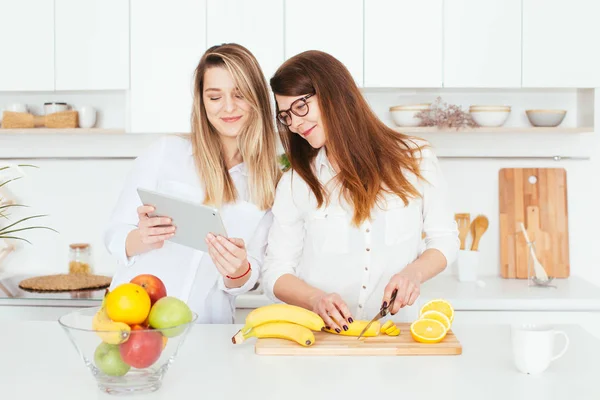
469;105;511;112
525;109;567;127
389;104;430;127
470;110;511;127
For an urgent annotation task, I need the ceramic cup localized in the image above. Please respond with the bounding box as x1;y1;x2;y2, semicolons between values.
456;249;479;282
511;324;569;374
78;106;97;128
6;103;28;113
44;102;69;114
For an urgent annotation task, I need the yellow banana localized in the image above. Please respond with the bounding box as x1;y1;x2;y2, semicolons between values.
92;308;131;345
323;320;380;337
241;304;325;333
232;322;315;347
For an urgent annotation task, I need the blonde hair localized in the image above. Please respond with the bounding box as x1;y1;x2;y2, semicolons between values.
190;43;281;210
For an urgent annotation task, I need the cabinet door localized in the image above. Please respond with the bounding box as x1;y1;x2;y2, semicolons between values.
523;0;600;87
444;0;521;88
285;0;363;86
55;0;129;90
364;0;442;88
130;0;206;133
0;0;54;91
207;0;284;82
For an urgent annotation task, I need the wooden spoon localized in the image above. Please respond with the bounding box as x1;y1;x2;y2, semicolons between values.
470;215;489;251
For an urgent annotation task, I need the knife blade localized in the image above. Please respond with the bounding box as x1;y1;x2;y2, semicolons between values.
356;289;398;340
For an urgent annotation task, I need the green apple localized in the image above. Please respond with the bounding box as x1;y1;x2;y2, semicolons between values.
148;296;193;338
94;342;130;377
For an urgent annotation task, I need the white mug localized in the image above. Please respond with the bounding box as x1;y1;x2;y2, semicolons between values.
456;249;478;282
511;324;569;374
6;103;28;113
78;106;97;128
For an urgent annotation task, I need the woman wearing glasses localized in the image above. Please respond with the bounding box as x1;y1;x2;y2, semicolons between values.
261;51;459;332
105;43;281;323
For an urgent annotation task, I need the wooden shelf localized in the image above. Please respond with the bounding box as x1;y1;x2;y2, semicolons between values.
390;126;595;159
0;128;125;134
393;126;592;134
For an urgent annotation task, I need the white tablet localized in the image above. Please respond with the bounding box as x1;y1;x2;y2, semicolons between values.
136;187;227;252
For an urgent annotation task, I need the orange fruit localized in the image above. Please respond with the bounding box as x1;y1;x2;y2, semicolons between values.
420;310;451;331
419;299;454;323
410;319;447;344
105;283;151;325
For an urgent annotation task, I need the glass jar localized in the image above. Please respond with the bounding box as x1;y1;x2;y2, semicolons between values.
69;243;92;274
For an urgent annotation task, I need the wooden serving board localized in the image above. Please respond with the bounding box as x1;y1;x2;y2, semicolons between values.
499;168;570;278
255;323;462;356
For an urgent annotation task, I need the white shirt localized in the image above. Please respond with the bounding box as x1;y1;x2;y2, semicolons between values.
104;134;272;324
261;144;459;322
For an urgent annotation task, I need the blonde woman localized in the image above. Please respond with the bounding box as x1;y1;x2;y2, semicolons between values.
104;44;281;323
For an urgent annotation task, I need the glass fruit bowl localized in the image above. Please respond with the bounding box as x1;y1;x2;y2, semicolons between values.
59;306;198;395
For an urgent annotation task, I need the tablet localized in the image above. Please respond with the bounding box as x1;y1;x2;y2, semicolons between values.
136;187;227;252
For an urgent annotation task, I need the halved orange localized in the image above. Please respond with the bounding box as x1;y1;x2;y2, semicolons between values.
420;310;451;331
410;319;447;344
419;299;454;323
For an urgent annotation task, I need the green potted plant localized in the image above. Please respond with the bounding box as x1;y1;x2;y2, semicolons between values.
0;164;57;244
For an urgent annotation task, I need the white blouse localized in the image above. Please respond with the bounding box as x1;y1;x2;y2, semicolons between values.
104;134;272;324
261;144;459;322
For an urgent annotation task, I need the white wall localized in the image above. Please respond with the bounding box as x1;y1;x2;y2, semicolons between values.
1;90;598;288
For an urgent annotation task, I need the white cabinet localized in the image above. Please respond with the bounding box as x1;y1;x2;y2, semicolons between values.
443;0;521;88
0;0;54;91
55;0;129;91
207;0;284;82
523;0;600;88
130;0;206;133
364;0;443;88
285;0;363;86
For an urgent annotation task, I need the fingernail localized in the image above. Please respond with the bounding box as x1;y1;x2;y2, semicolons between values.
325;326;330;330
207;233;214;239
382;301;388;308
348;318;354;323
335;328;341;333
217;236;224;241
343;325;348;331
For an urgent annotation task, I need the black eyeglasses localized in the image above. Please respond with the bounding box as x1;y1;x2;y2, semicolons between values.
276;93;315;126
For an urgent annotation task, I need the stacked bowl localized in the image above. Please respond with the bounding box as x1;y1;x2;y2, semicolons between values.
469;105;511;127
389;103;431;127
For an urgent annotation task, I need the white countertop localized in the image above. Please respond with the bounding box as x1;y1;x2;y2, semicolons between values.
236;275;600;312
0;322;593;399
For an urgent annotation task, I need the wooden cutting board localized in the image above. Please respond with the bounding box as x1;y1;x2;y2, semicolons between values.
255;323;462;356
499;168;570;278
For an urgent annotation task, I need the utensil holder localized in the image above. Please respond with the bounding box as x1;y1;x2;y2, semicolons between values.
456;249;479;282
526;240;555;288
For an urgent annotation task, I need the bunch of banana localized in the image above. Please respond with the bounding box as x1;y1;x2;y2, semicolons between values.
232;304;325;347
380;320;401;336
92;307;131;345
323;320;381;337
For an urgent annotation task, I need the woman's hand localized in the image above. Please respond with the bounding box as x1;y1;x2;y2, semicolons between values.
126;205;176;256
205;233;250;284
309;292;353;333
382;267;422;314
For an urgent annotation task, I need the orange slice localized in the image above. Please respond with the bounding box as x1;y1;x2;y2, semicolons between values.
410;319;447;344
420;310;451;331
386;326;401;336
380;320;394;333
419;299;454;323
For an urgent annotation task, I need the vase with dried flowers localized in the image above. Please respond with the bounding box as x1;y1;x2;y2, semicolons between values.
0;164;57;244
415;97;479;129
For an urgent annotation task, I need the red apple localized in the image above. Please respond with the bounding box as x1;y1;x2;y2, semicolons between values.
130;274;167;306
119;330;163;369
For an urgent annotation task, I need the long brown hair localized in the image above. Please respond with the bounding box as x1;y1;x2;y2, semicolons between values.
270;50;426;226
190;43;281;210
